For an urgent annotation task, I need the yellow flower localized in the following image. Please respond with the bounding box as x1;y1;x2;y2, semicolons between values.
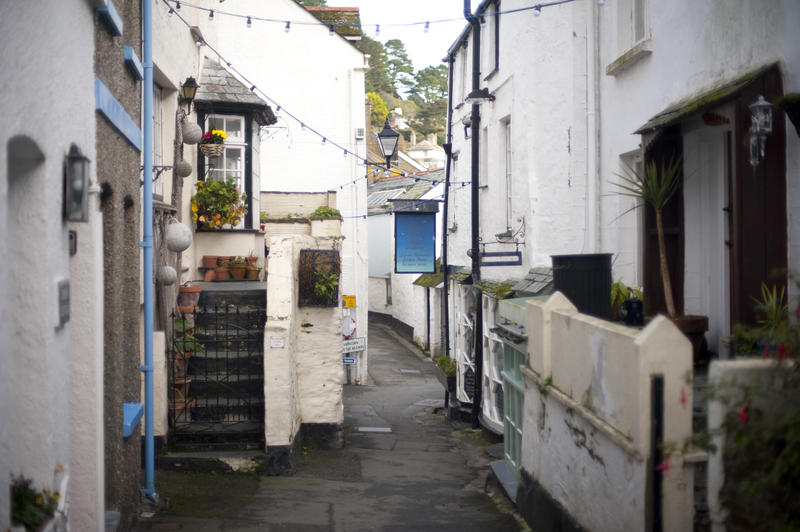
191;203;198;213
36;496;43;505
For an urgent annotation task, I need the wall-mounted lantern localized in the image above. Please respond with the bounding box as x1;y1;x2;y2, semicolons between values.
64;144;90;222
377;118;400;170
749;95;773;167
181;76;199;114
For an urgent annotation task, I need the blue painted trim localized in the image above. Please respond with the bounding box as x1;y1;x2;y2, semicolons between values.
122;402;144;438
124;46;143;81
95;78;142;151
97;0;123;36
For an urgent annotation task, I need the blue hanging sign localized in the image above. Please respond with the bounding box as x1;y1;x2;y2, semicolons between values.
394;212;435;273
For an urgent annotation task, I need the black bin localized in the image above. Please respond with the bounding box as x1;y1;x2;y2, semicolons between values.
551;253;612;320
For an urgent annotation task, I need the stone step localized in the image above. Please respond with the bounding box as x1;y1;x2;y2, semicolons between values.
158;449;266;471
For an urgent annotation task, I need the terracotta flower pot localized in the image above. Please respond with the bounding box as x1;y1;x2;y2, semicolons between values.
230;263;247;280
177;285;202;308
214;267;230;281
246;266;260;280
203;269;216;282
217;256;231;267
202;255;218;268
245;256;258;266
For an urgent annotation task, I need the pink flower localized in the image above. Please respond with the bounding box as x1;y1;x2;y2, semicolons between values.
656;458;670;471
679;388;687;406
739;405;748;423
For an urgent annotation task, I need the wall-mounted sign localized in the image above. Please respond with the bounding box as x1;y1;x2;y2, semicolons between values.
342;337;366;353
342;357;357;365
394;212;436;273
269;336;285;349
341;295;356;308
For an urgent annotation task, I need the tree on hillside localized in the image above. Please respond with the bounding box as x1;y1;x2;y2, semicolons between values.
354;35;392;94
384;39;414;96
408;65;448;138
366;92;389;127
295;0;327;6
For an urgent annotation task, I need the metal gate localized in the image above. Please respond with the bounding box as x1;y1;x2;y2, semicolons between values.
169;305;266;450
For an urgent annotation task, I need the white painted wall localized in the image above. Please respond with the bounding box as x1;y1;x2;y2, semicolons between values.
263;232;344;448
522;293;695;531
1;1;100;529
199;0;369;384
597;0;800;292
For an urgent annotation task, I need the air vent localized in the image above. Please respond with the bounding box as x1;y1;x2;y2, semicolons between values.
355;127;365;140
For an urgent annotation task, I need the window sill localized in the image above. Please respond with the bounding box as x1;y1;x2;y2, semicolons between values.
195;228;260;234
606;39;652;77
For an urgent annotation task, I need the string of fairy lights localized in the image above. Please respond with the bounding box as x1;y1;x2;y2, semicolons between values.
160;0;480;195
161;0;599;197
164;0;597;35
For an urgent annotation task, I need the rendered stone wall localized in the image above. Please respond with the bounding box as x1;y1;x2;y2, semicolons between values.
520;292;695;531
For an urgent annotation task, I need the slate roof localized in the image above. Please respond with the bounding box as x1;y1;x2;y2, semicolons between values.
195;58;277;125
367;169;445;211
511;266;554;296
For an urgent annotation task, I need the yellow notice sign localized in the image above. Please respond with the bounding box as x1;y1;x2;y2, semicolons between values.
341;295;356;308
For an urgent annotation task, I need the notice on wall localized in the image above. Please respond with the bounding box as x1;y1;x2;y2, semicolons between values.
394;212;435;273
342;337;366;354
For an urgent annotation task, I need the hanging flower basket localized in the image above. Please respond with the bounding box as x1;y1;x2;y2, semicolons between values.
199;143;224;158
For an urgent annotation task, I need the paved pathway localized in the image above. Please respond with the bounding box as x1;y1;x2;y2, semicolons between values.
140;322;522;531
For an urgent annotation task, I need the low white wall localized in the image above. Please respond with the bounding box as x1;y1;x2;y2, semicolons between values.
263;231;344;448
260;191;336;219
521;292;695;531
368;277;391;315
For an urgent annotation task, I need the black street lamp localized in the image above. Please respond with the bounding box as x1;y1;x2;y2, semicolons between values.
377;118;400;170
181;76;199;113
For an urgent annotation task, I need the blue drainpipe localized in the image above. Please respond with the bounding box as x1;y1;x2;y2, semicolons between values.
140;0;157;502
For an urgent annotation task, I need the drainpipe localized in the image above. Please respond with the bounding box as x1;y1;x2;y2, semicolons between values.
442;53;454;362
141;0;157;502
464;0;484;429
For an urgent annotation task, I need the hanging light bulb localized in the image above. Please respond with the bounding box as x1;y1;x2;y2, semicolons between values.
168;8;174;17
301;123;306;131
284;21;291;33
208;9;214;20
375;24;380;36
424;21;430;33
322;137;327;145
533;5;541;16
329;24;335;36
343;149;348;158
247;16;252;28
175;1;180;9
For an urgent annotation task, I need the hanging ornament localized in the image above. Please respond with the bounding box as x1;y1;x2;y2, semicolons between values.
165;219;193;252
157;265;178;285
175;159;193;177
182;122;202;145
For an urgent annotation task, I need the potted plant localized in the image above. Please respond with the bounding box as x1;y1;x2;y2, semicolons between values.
190;177;247;230
245;251;258;266
614;157;708;360
177;284;202;313
229;257;247;280
11;476;59;532
259;211;268;231
246;261;261;280
310;206;342;237
198;128;226;158
314;271;339;302
611;279;644;326
434;355;457;392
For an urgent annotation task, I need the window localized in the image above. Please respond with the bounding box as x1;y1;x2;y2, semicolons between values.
153;84;164;199
205;114;247;229
503;119;512;229
479;126;488;187
458;45;468;105
617;0;648;50
481;1;500;79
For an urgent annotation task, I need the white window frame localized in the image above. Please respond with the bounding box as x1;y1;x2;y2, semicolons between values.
503;118;512;230
205;114;247;229
153;84;164;199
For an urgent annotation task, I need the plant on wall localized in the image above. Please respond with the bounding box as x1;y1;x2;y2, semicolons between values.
298;249;341;307
11;476;59;530
311;206;342;219
314;271;339;300
190;176;247;229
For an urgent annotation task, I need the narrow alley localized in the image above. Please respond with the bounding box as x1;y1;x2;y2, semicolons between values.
139;321;523;531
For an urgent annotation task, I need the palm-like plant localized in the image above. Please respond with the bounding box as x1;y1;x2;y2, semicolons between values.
613;157;682;318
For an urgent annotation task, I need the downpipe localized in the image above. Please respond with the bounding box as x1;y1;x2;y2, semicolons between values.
141;0;157;503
